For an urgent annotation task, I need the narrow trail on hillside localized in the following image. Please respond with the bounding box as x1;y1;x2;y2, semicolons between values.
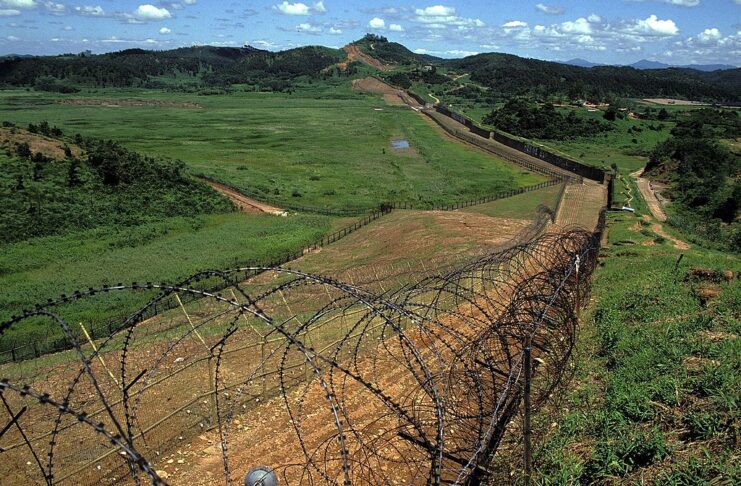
200;178;286;215
631;169;667;221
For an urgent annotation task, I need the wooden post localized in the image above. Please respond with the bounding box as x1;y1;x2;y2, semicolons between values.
524;333;533;486
80;323;120;388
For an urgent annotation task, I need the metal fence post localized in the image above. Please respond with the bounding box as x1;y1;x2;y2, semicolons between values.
524;333;533;486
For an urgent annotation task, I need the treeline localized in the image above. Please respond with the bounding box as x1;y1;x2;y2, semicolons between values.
0;45;345;91
446;53;740;103
645;110;740;251
0;123;233;243
483;99;613;139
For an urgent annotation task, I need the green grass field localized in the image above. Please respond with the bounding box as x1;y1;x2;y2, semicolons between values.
463;184;563;220
526;210;740;484
0;211;333;347
0;80;542;212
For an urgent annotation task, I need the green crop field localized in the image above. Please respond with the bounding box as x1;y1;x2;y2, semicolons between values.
0;80;542;212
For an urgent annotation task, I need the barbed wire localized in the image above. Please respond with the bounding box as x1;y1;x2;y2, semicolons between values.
0;218;602;485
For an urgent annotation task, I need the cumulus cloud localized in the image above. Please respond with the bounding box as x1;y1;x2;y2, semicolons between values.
389;23;404;32
328;26;342;34
273;2;310;15
7;34;20;40
560;18;592;34
413;5;484;28
313;1;326;13
75;5;105;17
503;20;528;28
535;3;564;15
0;0;36;9
296;22;321;32
369;17;385;29
43;1;65;14
159;27;171;34
446;49;479;57
696;27;721;43
625;14;679;36
134;5;171;20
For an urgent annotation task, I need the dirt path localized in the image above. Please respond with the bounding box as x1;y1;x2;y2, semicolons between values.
341;44;390;71
631;169;667;221
428;92;440;104
642;214;690;250
421;109;578;181
200;178;286;216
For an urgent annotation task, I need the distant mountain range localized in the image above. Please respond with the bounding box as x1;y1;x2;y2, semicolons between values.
562;58;737;72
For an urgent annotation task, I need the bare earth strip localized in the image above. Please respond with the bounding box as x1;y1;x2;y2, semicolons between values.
631;170;667;222
341;44;390;71
200;178;285;215
554;183;607;232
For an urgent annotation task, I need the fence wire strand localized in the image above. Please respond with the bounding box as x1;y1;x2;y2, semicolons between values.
0;217;604;485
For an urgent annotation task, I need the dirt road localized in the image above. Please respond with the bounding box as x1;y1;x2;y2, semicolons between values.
200;178;286;216
631;169;667;221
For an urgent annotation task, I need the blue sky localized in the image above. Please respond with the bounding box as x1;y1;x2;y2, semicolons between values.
1;0;739;65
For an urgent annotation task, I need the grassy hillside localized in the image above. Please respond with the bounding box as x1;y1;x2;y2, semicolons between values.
0;84;543;211
526;211;740;484
0;130;233;243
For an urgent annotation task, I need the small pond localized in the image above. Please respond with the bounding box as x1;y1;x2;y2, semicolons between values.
391;139;410;149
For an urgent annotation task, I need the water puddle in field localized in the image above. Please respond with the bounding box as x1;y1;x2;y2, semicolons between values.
391;139;410;150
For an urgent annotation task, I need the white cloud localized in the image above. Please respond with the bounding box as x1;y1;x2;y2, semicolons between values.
535;3;564;15
503;20;528;28
389;23;404;32
296;22;321;32
587;14;601;23
665;0;699;6
159;27;171;34
328;26;342;34
697;27;721;43
560;18;592;35
75;5;105;17
413;5;485;28
416;5;455;17
43;1;65;14
446;49;479;57
183;0;196;4
273;2;310;15
626;14;679;36
313;1;326;13
0;8;20;15
134;5;171;20
369;17;385;29
0;0;36;9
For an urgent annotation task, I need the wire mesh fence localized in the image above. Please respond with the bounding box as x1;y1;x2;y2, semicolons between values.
0;213;604;485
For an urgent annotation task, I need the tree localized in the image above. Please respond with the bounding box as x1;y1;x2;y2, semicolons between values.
603;106;618;121
67;159;81;186
16;142;32;159
657;108;669;121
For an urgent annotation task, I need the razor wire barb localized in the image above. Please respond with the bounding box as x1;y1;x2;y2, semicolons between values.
0;224;602;486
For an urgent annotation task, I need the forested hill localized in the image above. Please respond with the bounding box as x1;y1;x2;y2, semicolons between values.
0;45;345;90
444;53;740;102
1;36;739;102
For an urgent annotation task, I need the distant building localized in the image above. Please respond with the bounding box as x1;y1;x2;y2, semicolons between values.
422;65;434;72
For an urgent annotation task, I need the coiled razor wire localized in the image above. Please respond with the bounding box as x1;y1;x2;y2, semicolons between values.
0;228;600;485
